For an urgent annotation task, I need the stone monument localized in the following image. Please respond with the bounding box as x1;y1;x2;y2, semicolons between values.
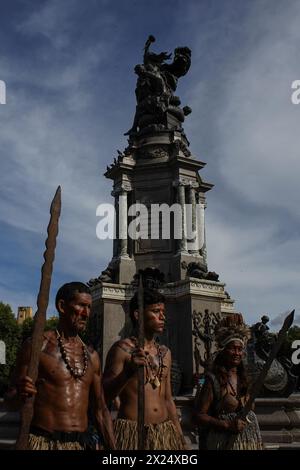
88;36;236;395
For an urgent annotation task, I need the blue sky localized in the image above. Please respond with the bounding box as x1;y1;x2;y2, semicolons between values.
0;0;300;326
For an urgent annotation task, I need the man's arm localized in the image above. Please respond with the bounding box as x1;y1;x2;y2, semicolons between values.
90;350;116;450
164;350;188;449
4;339;37;411
103;341;146;404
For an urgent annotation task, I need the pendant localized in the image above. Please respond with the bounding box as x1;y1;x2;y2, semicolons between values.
153;376;160;389
246;415;252;424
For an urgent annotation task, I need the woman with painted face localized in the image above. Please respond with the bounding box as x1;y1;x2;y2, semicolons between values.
194;314;263;450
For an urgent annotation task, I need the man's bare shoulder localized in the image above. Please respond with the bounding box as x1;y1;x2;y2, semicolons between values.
86;344;100;361
21;330;55;350
86;343;96;354
109;338;136;356
39;330;59;355
104;339;135;373
43;330;57;343
86;345;101;371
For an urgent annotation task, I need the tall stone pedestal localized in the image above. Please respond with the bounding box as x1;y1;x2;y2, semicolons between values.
90;283;134;362
87;87;237;393
88;37;239;423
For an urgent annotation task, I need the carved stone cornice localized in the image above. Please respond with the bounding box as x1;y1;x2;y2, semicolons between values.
90;283;135;301
173;178;198;188
221;299;236;314
138;145;169;160
90;278;227;301
181;177;198;188
189;280;225;297
113;181;132;195
161;279;226;298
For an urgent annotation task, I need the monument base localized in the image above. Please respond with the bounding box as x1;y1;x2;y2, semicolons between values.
90;277;236;393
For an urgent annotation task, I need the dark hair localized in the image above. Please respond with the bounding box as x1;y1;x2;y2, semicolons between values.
211;349;249;397
129;288;165;327
55;282;91;311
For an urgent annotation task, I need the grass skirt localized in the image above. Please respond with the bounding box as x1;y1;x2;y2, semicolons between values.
114;418;185;450
28;433;85;450
206;410;263;450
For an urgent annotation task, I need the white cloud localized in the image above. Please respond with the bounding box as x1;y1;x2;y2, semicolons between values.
185;1;300;325
206;211;300;323
271;309;300;328
16;0;114;52
0;4;121;305
217;2;300;216
0;284;36;318
1;0;300;329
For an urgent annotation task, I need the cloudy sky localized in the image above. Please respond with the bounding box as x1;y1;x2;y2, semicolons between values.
0;0;299;326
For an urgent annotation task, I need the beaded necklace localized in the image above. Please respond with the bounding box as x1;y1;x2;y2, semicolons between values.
131;337;166;389
56;329;89;379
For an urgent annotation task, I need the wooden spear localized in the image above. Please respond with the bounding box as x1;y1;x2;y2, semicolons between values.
15;186;61;450
137;274;145;450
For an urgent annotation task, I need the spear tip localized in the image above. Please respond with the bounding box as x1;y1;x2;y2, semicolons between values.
283;309;295;330
54;185;61;199
50;186;62;216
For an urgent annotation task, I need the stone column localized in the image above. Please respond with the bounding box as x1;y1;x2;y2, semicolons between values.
112;190;119;258
119;190;129;257
196;200;205;255
202;223;207;264
188;185;198;254
178;183;188;254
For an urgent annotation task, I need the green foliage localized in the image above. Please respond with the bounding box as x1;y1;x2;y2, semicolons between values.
0;302;20;395
0;304;60;396
278;325;300;358
287;325;300;343
20;317;34;343
20;315;59;343
45;316;59;331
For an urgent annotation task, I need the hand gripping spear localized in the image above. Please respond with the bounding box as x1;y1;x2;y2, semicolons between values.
225;309;294;450
15;186;61;450
137;274;146;450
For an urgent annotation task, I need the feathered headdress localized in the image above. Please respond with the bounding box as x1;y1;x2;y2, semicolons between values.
214;313;250;350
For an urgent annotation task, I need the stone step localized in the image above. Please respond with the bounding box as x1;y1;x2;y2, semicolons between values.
0;411;20;423
0;410;20;441
0;424;19;439
1;395;300;449
0;439;15;450
264;442;300;450
260;429;294;444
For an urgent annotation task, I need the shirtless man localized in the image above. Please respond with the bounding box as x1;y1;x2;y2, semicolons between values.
103;288;187;450
5;282;115;450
